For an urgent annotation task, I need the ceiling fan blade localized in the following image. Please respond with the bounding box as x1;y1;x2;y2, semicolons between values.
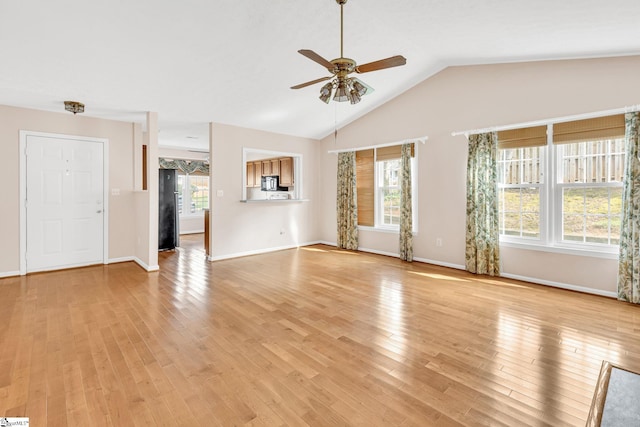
356;55;407;74
290;76;332;90
298;49;335;71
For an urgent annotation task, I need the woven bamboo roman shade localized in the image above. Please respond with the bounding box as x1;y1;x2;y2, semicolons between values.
355;149;374;227
375;143;415;161
497;126;547;149
553;114;625;144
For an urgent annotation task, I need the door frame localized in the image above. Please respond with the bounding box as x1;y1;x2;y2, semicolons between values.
19;130;110;275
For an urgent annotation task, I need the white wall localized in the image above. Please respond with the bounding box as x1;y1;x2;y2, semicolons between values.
318;55;640;295
209;123;320;259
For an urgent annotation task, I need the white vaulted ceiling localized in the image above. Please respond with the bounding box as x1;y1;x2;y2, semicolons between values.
1;0;640;150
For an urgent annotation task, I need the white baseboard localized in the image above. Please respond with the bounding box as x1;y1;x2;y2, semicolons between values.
133;257;159;272
2;258;161;276
207;241;324;262
413;257;466;271
108;256;135;264
109;256;159;272
0;270;20;279
358;246;402;259
500;272;617;298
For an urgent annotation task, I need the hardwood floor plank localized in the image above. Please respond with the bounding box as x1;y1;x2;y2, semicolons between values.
4;236;640;425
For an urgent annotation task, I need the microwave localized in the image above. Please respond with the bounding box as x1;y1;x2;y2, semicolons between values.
261;175;287;191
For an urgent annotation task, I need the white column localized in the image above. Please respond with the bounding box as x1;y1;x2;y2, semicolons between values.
208;122;214;261
146;112;159;269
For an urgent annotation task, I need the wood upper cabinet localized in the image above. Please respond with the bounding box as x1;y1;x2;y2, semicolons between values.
262;160;271;176
246;162;255;187
253;161;262;187
246;161;263;187
247;157;293;188
279;157;293;186
270;159;280;176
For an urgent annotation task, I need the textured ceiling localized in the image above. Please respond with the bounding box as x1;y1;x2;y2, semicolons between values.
1;0;640;150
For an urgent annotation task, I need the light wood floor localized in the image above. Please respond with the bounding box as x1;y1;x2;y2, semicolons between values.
2;235;639;426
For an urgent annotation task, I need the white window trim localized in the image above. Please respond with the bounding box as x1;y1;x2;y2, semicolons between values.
499;123;623;257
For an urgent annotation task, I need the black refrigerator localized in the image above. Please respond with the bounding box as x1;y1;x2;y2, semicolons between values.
159;169;179;250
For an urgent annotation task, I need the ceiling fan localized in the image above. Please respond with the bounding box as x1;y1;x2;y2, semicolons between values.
291;0;407;105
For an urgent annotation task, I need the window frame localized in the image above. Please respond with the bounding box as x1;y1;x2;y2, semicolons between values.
177;172;210;218
497;145;547;243
375;158;402;229
552;137;624;251
498;123;624;258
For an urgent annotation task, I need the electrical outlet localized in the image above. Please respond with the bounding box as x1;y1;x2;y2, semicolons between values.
436;238;443;247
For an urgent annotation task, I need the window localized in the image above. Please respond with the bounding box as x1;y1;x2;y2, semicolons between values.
556;139;624;245
355;144;416;231
498;146;544;238
497;114;626;253
377;159;401;226
177;173;209;215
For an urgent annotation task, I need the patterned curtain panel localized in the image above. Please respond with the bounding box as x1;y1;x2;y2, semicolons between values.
618;112;640;302
465;132;500;276
399;143;413;261
159;158;210;175
337;152;358;250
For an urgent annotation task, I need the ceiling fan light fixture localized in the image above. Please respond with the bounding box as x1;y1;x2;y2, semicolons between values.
64;100;84;115
349;88;361;105
319;82;333;103
319;91;331;104
333;81;350;102
352;80;368;97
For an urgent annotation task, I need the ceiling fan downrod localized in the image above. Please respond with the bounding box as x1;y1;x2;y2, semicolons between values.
337;0;347;58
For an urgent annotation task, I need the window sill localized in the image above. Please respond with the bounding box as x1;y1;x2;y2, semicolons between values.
499;240;619;260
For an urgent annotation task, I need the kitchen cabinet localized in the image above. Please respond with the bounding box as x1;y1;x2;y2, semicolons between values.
270;159;280;176
246;162;262;187
246;162;255;187
279;157;293;186
253;162;262;187
262;160;272;176
246;157;293;188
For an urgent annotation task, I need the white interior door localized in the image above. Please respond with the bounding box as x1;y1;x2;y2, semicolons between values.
25;135;104;272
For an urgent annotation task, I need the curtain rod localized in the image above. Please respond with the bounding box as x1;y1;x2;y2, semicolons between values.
327;136;428;154
451;104;640;138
